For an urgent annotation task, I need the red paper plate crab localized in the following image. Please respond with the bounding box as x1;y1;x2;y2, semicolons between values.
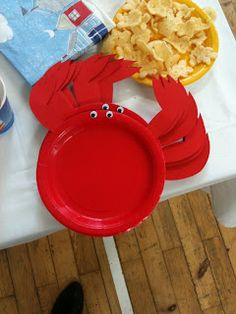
30;54;210;236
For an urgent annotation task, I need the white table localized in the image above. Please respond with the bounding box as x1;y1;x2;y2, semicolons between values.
1;0;236;249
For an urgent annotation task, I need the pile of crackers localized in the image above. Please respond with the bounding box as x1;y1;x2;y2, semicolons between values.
102;0;217;80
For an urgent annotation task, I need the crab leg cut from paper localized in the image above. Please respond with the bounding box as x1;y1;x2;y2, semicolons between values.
159;93;198;146
30;54;139;130
166;138;210;180
146;76;210;179
148;76;199;143
163;116;209;165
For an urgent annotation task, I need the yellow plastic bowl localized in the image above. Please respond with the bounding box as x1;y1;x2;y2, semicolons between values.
114;0;219;86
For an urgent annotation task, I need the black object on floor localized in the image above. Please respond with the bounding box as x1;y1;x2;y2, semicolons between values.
51;282;84;314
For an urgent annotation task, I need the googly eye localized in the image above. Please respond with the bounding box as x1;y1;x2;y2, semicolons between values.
106;111;113;119
102;104;109;110
117;106;124;114
90;111;98;119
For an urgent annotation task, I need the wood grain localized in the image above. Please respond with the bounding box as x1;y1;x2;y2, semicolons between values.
169;195;220;310
48;230;79;289
219;223;236;275
203;305;225;314
0;296;18;314
121;258;157;314
0;250;14;298
37;283;59;314
7;245;41;314
187;191;220;240
115;229;157;313
93;238;121;314
152;201;181;251
164;247;202;314
2;192;236;314
205;237;236;314
115;230;140;263
135;217;180;314
70;232;99;275
27;238;57;288
80;271;111;314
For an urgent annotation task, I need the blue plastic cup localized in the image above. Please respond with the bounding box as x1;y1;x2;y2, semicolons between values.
0;77;14;134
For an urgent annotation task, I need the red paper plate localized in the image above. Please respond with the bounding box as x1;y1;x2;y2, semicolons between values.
37;110;165;236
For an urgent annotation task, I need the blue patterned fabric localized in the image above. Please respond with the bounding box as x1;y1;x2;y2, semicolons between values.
0;0;108;85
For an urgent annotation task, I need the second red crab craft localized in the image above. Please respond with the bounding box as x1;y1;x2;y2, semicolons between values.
30;54;210;236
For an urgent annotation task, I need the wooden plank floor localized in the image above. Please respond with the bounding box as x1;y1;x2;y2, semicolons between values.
1;190;236;313
0;1;235;313
115;191;236;314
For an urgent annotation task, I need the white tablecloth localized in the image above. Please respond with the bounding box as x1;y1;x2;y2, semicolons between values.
1;0;236;249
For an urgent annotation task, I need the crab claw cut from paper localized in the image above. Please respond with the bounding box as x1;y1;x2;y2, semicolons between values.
148;76;198;140
147;75;210;180
73;56;139;105
30;54;139;130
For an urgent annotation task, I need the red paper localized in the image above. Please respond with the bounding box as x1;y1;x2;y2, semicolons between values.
166;138;210;180
163;116;208;164
147;76;210;180
148;77;187;138
74;57;138;104
30;54;139;130
159;93;198;146
37;109;165;236
68;103;147;126
93;59;124;81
